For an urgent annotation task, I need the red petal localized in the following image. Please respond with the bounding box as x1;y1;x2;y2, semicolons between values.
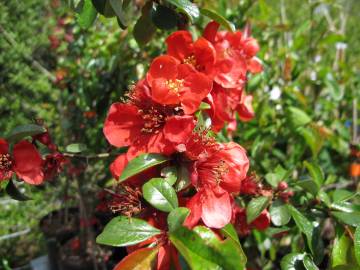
163;115;195;144
248;57;263;74
184;191;202;229
237;94;254;121
203;21;220;43
166;31;194;61
151;78;181;105
244;38;260;57
157;245;171;270
109;154;128;179
146;55;178;84
103;103;143;147
180;73;213;114
127;131;174;159
194;37;216;71
0;138;9;155
13;141;44;185
201;188;231;229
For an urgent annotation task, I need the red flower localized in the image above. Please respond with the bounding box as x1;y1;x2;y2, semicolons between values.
237;93;255;122
166;30;216;74
184;187;232;229
190;142;249;193
0;139;44;185
43;152;67;180
203;21;263;88
146;55;213;114
103;102;195;158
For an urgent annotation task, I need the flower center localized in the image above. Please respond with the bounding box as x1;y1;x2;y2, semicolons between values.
0;154;12;171
138;107;166;134
183;55;196;66
166;79;183;95
108;185;142;218
214;160;229;184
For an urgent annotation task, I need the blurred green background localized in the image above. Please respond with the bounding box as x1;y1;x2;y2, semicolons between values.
0;0;359;268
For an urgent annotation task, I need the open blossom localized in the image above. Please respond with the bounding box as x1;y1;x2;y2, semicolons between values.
146;55;213;114
190;142;249;193
166;30;216;74
103;101;196;158
0;139;44;185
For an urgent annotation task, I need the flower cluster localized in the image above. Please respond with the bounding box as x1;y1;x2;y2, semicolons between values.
0;129;67;185
103;21;266;268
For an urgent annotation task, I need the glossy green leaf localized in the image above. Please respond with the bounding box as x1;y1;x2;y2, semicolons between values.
296;179;319;196
297;127;323;157
91;0;115;17
109;0;127;28
151;5;178;30
198;102;211;110
200;8;235;32
119;153;169;182
170;226;246;270
332;189;356;202
354;226;360;267
303;161;324;189
77;0;97;28
265;165;288;187
332;226;351;267
65;143;87;153
331;211;360;226
6;179;31;201
161;166;177;185
246;196;271;224
167;207;189;232
270;200;291;226
7;124;46;143
331;202;360;213
175;164;191;191
303;255;319;270
280;252;305;270
165;0;199;22
142;178;178;212
220;223;240;244
113;247;158;270
287;107;311;127
287;205;315;254
96;216;161;247
133;2;156;46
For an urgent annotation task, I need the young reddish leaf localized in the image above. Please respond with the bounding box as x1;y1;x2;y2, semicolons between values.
114;247;158;270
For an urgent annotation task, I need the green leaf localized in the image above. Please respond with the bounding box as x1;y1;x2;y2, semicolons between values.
7;124;46;143
303;161;324;190
175;164;191;191
325;73;344;101
91;0;115;17
331;211;360;226
287;205;315;254
133;1;156;46
303;255;319;270
332;226;351;267
265;226;290;237
297;127;323;157
246;196;271;224
96;216;161;247
165;0;199;22
265;165;288;187
65;143;87;153
109;0;127;28
332;189;356;202
198;102;211;110
6;179;31;201
331;202;360;213
280;252;305;270
119;153;169;182
287;107;311;127
142;178;178;212
169;226;246;270
270;200;291;226
220;224;240;244
77;0;97;28
113;247;158;270
151;5;178;30
200;8;235;32
167;207;190;232
297;179;319;196
161;166;177;185
354;226;360;267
